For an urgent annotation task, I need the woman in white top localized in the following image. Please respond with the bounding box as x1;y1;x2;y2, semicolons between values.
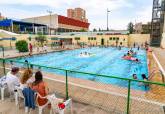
20;69;34;89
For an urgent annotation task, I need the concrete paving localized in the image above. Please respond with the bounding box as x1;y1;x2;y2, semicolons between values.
153;47;165;72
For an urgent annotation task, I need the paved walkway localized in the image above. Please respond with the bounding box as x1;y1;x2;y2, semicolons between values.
0;45;79;59
0;98;110;114
152;47;165;73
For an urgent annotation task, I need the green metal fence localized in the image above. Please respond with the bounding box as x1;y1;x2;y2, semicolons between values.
0;58;165;114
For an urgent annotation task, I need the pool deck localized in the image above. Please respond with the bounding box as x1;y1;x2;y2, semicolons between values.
0;47;165;114
152;47;165;73
0;98;110;114
0;45;80;59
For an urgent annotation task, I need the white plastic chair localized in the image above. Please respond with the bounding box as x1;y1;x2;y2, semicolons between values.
0;76;7;101
36;92;50;114
0;86;6;100
14;86;30;113
0;84;15;101
47;94;73;114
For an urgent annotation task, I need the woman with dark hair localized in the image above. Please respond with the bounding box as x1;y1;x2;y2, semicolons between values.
32;71;49;106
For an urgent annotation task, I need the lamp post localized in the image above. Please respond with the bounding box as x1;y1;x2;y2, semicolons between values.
47;10;53;35
107;8;111;31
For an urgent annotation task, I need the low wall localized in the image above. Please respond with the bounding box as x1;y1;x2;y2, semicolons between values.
0;33;151;48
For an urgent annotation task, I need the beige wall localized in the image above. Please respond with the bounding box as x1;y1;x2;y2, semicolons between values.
0;34;29;48
161;17;165;48
161;33;165;48
129;34;150;47
0;33;151;49
67;34;129;46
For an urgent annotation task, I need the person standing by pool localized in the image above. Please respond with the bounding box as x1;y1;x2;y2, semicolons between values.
43;44;47;53
119;45;121;50
37;44;40;52
29;43;33;56
133;42;136;48
137;45;140;50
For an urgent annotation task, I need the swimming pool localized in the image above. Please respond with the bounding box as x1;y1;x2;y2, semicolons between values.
16;47;148;91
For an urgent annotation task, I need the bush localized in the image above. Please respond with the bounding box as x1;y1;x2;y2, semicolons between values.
15;40;28;52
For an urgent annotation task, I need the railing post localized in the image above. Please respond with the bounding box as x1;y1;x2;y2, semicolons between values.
126;80;131;114
2;46;4;58
65;70;69;100
3;59;6;75
30;64;33;69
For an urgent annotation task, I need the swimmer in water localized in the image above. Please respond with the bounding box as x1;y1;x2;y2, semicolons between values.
132;74;137;79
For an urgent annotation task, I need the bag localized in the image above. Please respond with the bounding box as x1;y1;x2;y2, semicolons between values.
58;103;65;109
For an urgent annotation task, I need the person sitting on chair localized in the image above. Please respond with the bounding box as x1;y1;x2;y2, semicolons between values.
32;71;49;106
5;67;20;92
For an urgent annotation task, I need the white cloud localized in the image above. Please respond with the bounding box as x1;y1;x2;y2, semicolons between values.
0;0;152;30
134;6;152;24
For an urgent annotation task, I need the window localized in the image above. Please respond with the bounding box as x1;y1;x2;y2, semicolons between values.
123;39;125;41
88;37;91;40
91;37;93;40
75;37;80;40
94;37;96;40
116;37;119;40
109;37;112;40
113;37;116;40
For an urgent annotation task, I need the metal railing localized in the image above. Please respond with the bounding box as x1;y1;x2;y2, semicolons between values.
0;58;165;114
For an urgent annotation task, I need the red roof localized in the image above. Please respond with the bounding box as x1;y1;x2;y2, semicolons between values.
58;15;90;28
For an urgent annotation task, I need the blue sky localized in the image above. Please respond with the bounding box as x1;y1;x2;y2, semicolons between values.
0;0;153;30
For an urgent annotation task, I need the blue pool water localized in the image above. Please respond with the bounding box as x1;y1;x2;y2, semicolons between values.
15;47;148;91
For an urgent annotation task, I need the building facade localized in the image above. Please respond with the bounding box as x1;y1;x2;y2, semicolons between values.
22;14;90;34
134;23;142;34
67;8;88;22
134;22;151;34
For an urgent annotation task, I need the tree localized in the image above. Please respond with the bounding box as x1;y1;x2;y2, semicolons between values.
13;24;20;33
79;29;86;32
93;28;97;32
99;28;101;31
127;22;134;34
35;33;47;47
15;40;28;52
